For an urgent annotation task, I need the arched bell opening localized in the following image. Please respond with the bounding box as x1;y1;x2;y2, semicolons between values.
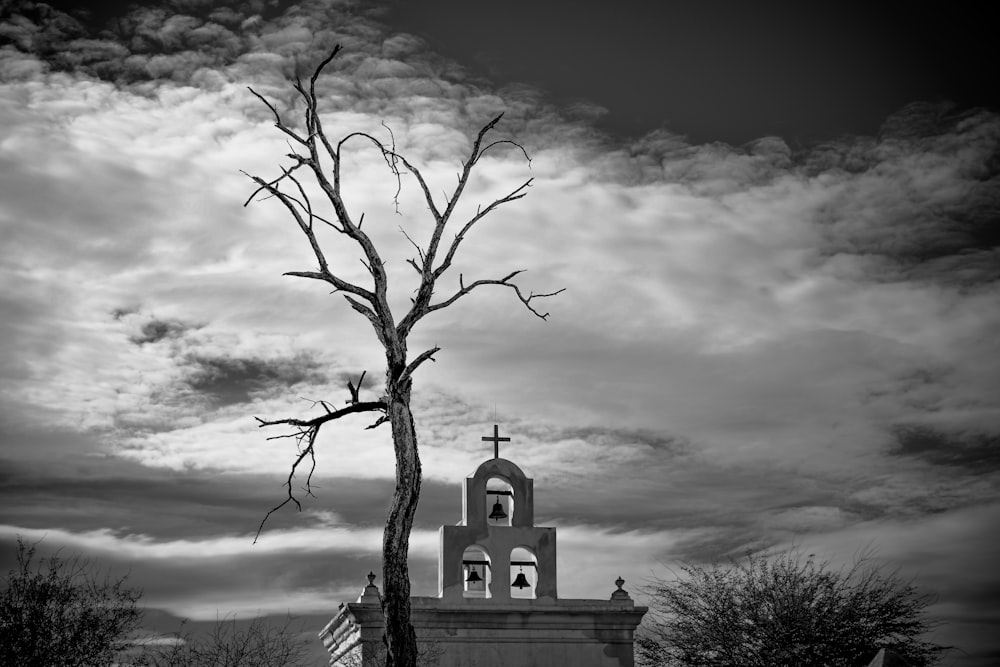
486;477;513;527
509;546;538;599
462;545;491;598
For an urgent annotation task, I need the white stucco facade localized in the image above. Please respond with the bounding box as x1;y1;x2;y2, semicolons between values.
320;433;647;666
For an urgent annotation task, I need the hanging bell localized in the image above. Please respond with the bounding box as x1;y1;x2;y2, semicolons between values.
488;495;507;521
512;568;530;589
466;566;482;584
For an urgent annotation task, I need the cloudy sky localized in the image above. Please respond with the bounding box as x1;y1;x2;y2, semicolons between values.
1;0;998;664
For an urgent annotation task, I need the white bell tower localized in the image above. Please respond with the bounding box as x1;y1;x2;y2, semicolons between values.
321;425;647;667
439;439;557;601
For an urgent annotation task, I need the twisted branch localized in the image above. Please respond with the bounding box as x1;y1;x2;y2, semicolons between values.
252;375;385;542
431;271;565;320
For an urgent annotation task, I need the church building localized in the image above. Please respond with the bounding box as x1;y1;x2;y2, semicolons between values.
319;426;647;666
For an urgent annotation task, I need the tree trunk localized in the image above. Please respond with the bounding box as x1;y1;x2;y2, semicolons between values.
382;373;421;667
246;57;556;663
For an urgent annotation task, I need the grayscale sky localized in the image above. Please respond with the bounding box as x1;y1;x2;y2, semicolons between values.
1;1;998;664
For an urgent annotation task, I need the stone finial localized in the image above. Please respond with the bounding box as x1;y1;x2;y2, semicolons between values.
610;575;631;600
358;571;381;604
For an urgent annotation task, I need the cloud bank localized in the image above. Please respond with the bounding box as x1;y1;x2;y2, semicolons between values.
1;0;998;663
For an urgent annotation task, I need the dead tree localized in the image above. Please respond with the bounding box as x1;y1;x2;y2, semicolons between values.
242;46;561;667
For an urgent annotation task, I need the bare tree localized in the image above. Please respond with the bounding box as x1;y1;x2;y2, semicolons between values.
0;537;144;667
243;45;561;667
149;614;313;667
637;549;947;667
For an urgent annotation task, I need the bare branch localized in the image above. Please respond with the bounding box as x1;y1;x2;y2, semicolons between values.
394;175;536;338
479;138;532;165
381;121;404;212
392;152;442;224
284;167;324;233
347;370;366;404
253;427;316;543
366;414;390;430
242;167;379;307
259;178;340;231
310;45;342;95
336;130;404;196
433;178;533;280
246;53;393;325
398;225;426;266
280;269;374;304
246;86;309;146
426;113;506;256
429;271;564;320
391;112;538;338
242;168;343;274
253;377;385;542
240;164;306;208
343;294;384;339
399;347;440;386
254;400;386;432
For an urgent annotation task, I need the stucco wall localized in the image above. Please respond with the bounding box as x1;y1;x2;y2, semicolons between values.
321;597;647;667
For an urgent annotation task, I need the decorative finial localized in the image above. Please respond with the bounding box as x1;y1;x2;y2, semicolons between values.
359;570;381;604
482;424;511;459
615;576;625;591
611;575;631;601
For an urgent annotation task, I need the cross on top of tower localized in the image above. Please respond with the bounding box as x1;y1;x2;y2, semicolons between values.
482;424;510;459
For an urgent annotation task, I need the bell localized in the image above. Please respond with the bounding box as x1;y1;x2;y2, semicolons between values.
466;566;482;584
488;496;507;521
512;569;531;589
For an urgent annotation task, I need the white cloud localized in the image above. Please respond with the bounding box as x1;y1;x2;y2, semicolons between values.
3;15;996;490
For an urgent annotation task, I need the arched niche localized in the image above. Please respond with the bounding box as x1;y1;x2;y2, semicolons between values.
464;458;534;528
486;477;513;527
462;545;491;598
509;546;538;600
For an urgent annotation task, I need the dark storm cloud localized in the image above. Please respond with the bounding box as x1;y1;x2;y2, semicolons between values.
807;103;1000;285
582;102;1000;292
130;317;199;344
2;0;565;144
0;461;270;540
617;131;795;190
0;421;267;539
181;354;326;407
0;420;438;540
109;312;336;430
800;136;880;175
891;425;1000;473
0;1;87;53
537;454;885;563
1;0;256;81
547;425;687;456
1;0;405;90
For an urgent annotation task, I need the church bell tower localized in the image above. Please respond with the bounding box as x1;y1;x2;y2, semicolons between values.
321;425;647;667
439;425;557;602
